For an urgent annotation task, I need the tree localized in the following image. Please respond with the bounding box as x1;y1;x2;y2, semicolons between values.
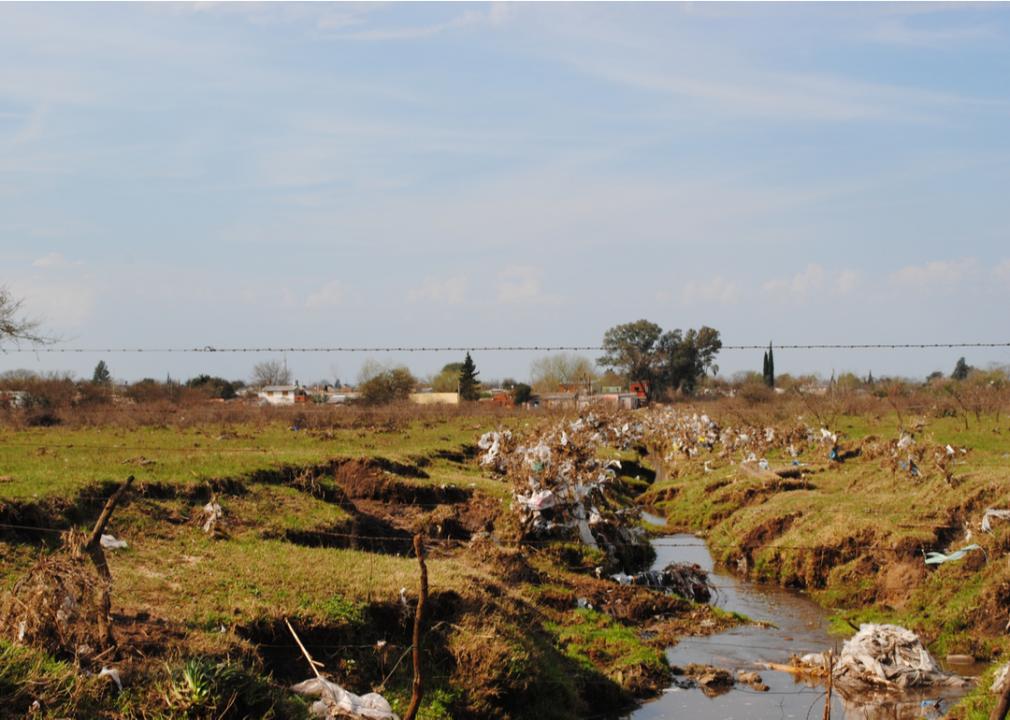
762;351;769;386
656;326;722;395
92;360;112;385
513;383;532;406
764;342;775;388
951;357;971;381
529;353;596;393
458;352;480;401
597;320;664;400
187;374;238;400
0;286;50;347
598;320;721;400
430;362;464;392
251;359;292;387
358;366;416;405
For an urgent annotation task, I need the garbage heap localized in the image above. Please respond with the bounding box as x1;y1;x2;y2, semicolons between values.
635;407;833;465
478;412;651;570
799;624;969;691
611;562;712;602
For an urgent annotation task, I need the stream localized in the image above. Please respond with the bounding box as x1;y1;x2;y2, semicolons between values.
624;520;977;720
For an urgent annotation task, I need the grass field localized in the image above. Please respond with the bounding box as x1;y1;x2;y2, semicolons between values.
3;400;1008;718
0;405;724;720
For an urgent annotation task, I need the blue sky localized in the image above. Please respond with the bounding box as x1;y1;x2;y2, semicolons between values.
2;2;1009;384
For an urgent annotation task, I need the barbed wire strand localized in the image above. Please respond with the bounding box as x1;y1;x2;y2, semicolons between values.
3;342;1010;354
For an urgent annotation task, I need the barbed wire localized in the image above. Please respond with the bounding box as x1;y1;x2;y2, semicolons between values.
3;342;1010;354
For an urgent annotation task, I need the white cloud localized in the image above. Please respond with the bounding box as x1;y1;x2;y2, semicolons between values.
496;265;554;305
889;258;977;289
865;20;996;49
762;263;826;299
835;270;861;295
32;251;69;268
407;276;467;305
679;276;739;306
305;280;346;309
762;264;862;301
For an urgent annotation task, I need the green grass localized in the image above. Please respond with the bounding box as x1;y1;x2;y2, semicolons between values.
0;417;493;501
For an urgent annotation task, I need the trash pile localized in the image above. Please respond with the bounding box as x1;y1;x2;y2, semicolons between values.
291;677;399;720
611;562;712;602
478;412;650;567
633;407;837;466
292;677;397;719
798;624;969;691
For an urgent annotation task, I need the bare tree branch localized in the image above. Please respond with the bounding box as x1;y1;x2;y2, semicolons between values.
0;286;54;348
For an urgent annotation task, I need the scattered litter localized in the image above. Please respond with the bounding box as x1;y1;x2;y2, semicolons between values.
99;534;127;550
292;677;399;719
991;662;1009;694
99;666;123;691
924;544;981;565
201;499;224;535
982;509;1010;533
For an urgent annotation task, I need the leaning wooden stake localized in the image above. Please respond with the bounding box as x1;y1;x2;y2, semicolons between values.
79;475;134;649
822;649;834;720
403;534;428;720
285;617;325;681
990;676;1010;720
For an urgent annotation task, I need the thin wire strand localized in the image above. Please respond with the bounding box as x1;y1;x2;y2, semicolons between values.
3;342;1010;354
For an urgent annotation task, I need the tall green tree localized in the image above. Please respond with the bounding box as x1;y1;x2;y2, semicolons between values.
762;351;769;385
598;320;664;400
765;342;775;388
598;320;721;399
458;352;480;401
951;357;971;381
92;360;112;385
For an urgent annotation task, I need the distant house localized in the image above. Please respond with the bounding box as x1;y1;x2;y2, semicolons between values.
628;381;649;399
0;390;29;408
257;385;309;406
488;389;512;408
539;392;578;409
586;393;642;410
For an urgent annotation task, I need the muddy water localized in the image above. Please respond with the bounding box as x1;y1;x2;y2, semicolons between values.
625;523;973;720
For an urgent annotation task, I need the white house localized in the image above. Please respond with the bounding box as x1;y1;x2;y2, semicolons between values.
257;385;308;406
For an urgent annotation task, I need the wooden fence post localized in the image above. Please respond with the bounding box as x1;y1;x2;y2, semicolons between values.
403;534;428;720
81;475;135;649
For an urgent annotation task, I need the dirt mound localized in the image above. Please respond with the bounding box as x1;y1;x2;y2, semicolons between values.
335;460;469;505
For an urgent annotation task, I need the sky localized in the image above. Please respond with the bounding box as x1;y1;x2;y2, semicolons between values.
2;1;1010;385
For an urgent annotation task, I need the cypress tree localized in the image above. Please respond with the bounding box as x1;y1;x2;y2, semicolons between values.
92;360;111;385
762;351;769;385
458;352;481;401
766;342;775;388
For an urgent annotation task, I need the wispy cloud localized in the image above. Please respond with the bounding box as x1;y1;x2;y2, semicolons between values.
337;4;509;42
679;276;740;306
496;265;558;305
407;276;467;305
305;280;347;310
865;19;998;49
889;258;977;289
